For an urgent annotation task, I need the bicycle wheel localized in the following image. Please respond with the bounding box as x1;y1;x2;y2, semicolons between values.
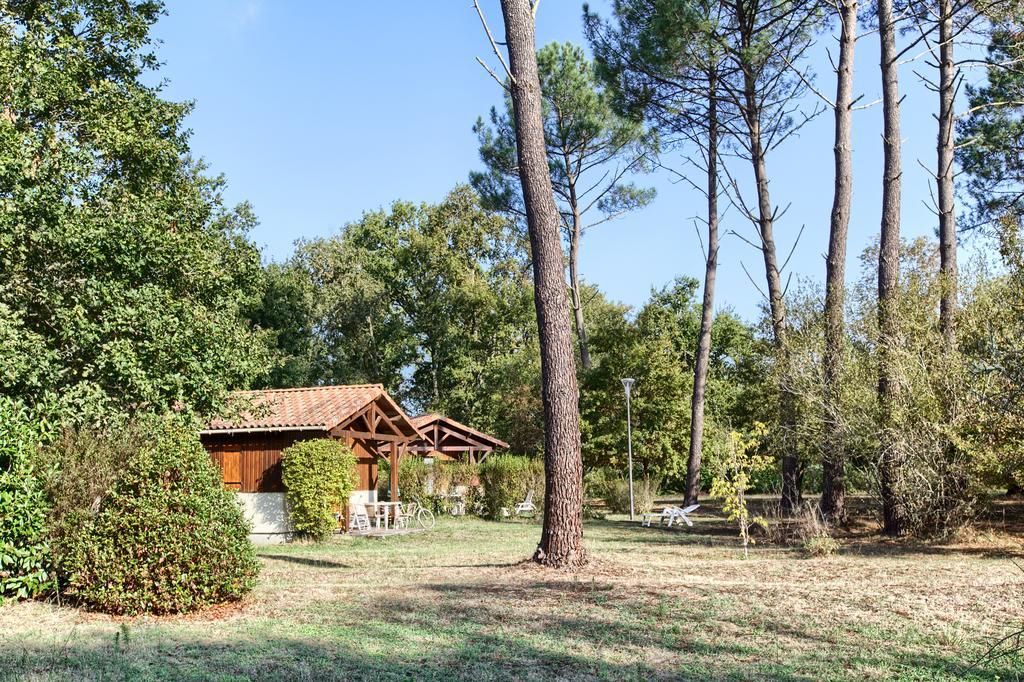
416;507;436;530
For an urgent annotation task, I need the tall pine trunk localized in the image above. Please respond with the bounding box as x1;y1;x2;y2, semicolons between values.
821;0;857;524
937;0;957;350
568;198;592;370
878;0;908;536
684;73;719;507
500;0;586;567
741;68;800;515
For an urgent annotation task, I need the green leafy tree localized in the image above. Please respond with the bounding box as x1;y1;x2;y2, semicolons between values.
288;232;416;392
472;41;657;370
0;0;270;418
275;186;541;452
250;263;317;389
586;0;733;507
710;422;771;558
581;278;763;489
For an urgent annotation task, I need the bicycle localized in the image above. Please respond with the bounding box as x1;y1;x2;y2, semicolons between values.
408;499;436;530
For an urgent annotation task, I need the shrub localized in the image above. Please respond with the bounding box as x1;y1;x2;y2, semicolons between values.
384;458;483;514
803;535;840;558
0;398;54;602
37;426;137;569
478;455;544;520
56;417;259;614
396;456;431;503
281;438;357;541
447;461;481;515
591;469;661;515
796;504;839;557
759;499;842;560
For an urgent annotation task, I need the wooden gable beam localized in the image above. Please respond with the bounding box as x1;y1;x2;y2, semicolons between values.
339;401;375;434
369;400;403;438
437;424;488;449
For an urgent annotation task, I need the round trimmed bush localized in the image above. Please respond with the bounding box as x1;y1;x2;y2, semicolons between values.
281;439;357;541
56;417;259;615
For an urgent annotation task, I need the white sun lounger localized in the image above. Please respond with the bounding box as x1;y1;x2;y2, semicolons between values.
641;504;699;528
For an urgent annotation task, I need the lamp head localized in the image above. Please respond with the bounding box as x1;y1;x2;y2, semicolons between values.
620;378;635;397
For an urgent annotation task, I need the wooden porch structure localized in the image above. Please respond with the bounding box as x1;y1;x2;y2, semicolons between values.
406;413;509;464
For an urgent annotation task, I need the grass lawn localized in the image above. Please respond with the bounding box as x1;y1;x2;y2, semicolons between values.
2;498;1022;681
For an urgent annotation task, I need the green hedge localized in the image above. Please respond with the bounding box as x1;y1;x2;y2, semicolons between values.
54;417;259;615
281;439;357;541
0;399;54;602
380;458;482;515
590;469;661;515
478;455;544;520
396;456;431;504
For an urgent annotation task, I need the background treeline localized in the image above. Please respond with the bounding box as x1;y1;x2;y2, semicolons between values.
1;0;1023;555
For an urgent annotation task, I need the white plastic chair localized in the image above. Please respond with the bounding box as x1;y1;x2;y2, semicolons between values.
349;504;371;532
665;504;699;527
514;490;536;516
394;502;416;529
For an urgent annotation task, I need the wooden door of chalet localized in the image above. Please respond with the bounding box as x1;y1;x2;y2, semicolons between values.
221;449;242;490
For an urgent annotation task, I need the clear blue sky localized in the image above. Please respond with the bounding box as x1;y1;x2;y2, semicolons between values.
151;1;976;322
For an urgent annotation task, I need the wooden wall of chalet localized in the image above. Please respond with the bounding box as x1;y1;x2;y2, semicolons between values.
202;430;378;494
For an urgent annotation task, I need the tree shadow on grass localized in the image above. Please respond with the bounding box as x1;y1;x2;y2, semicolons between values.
3;577;1019;681
0;625;786;682
260;554;353;569
401;577;1020;680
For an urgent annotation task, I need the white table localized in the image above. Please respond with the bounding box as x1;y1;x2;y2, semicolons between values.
362;501;403;529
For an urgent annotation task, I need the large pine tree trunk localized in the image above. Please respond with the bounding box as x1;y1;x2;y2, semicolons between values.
500;0;586;567
684;77;719;507
878;0;908;536
821;0;857;524
937;0;958;350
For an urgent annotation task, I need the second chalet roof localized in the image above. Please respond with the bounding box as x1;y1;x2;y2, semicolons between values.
410;413;510;450
205;385;422;439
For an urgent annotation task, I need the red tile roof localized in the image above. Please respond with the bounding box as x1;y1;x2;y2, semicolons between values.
205;385;419;437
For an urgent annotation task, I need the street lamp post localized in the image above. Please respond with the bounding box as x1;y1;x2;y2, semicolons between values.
621;378;635;521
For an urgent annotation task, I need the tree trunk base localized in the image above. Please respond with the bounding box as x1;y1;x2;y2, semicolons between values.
532;545;588;568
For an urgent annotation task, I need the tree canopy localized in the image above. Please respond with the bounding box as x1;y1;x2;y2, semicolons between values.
0;0;269;419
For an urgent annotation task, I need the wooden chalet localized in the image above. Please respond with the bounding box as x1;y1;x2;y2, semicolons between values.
408;413;509;463
201;385;423;541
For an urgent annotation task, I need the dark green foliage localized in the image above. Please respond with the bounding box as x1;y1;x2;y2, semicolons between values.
0;399;54;601
392;459;482;514
0;0;270;418
250;263;317;389
393;456;431;505
56;418;259;615
958;21;1024;236
477;455;544;520
281;439;357;541
37;425;142;571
